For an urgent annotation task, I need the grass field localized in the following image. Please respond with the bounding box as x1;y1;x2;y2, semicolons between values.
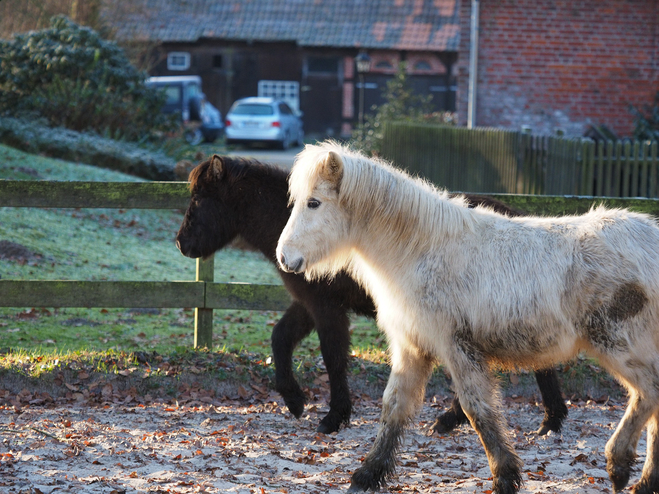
0;145;384;359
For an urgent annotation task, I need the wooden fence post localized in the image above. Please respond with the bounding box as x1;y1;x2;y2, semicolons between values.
195;256;214;349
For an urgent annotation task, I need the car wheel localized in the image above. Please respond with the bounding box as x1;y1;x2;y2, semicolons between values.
188;96;202;122
278;132;291;150
202;129;218;144
184;128;203;146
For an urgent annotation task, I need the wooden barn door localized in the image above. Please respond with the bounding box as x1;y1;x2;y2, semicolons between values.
301;56;343;137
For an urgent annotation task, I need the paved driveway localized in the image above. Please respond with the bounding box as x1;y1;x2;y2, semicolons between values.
226;146;300;170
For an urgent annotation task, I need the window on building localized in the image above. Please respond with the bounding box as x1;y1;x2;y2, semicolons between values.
414;60;432;71
167;52;191;71
213;55;223;69
308;57;339;74
375;61;394;70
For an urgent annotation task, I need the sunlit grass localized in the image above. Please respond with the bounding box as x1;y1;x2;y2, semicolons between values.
0;143;389;393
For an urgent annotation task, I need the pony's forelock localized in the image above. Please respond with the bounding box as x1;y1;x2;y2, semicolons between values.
289;143;334;205
187;159;210;192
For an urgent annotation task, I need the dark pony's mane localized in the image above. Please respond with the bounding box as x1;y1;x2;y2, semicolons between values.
188;156;289;191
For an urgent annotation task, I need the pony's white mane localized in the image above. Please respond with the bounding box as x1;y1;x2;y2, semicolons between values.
290;141;476;257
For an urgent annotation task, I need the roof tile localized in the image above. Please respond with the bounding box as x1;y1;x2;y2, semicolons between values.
110;0;459;51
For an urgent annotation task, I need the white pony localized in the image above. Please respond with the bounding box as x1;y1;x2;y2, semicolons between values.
276;141;659;494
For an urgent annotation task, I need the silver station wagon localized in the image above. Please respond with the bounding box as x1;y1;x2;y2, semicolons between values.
225;97;304;149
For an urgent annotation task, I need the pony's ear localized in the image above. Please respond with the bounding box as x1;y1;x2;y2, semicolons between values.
319;151;343;188
209;154;225;180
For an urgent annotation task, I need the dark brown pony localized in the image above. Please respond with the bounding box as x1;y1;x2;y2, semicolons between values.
175;155;567;434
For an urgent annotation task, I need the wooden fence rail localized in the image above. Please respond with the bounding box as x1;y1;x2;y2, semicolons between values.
380;122;659;198
0;180;291;349
2;180;659;349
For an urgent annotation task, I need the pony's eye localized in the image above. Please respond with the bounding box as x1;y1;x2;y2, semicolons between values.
307;199;321;209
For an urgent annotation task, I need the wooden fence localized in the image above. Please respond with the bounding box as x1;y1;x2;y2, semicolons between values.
0;180;291;349
2;180;659;349
380;122;659;198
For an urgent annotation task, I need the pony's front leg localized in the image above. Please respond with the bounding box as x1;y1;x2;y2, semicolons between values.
315;307;352;433
444;341;523;494
348;343;434;492
271;302;315;418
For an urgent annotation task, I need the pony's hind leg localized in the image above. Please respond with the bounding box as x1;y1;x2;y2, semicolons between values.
600;348;659;492
446;334;523;494
606;388;657;492
349;343;434;492
535;368;568;435
271;302;315;418
315;307;352;433
632;409;659;494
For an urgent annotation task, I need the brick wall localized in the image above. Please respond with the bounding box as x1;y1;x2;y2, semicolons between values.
457;0;659;137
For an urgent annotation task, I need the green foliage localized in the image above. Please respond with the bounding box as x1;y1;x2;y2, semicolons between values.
0;117;178;180
0;15;172;141
631;91;659;142
352;62;455;155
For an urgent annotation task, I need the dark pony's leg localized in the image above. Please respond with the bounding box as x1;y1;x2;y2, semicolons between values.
432;395;468;434
349;343;434;492
271;302;315;418
432;367;567;436
535;368;568;435
314;307;352;433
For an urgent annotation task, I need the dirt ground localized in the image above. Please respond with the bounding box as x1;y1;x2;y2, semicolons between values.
0;390;637;494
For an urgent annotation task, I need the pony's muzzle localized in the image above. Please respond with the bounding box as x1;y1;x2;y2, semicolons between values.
278;252;305;274
176;237;201;259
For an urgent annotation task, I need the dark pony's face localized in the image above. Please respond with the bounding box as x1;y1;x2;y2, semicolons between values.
176;155;239;259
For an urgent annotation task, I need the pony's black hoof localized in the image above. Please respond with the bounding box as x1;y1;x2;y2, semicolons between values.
285;398;305;419
349;467;386;493
317;409;351;434
317;420;338;434
632;477;659;494
346;483;366;493
492;463;523;494
607;456;634;493
432;410;467;434
537;413;565;435
492;476;521;494
316;418;340;434
279;390;306;419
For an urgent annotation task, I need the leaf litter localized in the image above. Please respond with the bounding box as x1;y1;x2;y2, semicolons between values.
0;384;635;494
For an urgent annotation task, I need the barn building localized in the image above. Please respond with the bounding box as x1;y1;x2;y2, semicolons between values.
112;0;459;137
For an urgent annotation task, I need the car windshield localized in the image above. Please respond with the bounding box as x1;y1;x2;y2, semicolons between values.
231;104;274;116
163;86;181;105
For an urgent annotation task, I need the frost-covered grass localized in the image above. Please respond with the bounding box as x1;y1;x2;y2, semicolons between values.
0;144;281;283
0;144;383;358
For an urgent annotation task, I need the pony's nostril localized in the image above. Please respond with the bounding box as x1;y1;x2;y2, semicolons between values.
279;252;287;268
175;239;182;251
291;258;304;273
